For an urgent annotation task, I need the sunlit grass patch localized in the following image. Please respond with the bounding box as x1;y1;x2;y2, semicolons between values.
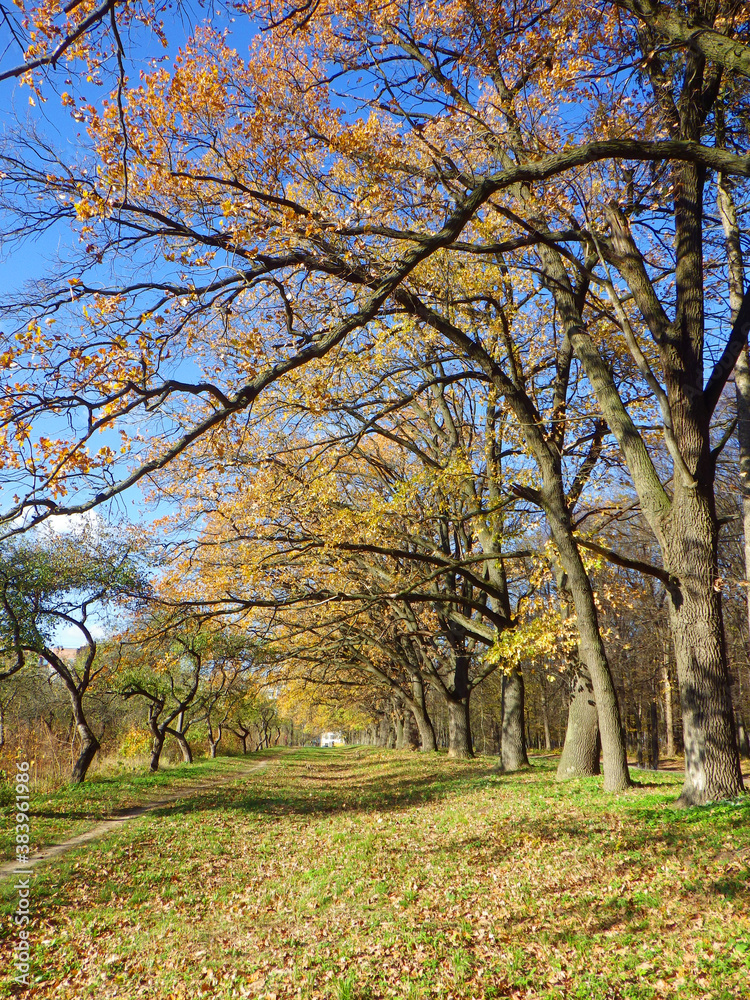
0;754;260;860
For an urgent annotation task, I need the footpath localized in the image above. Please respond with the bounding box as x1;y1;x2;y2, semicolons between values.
0;759;267;881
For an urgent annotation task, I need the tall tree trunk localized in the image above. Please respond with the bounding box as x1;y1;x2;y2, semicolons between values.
499;668;529;770
550;516;629;790
393;705;406;749
737;341;750;738
649;701;659;770
540;672;553;752
410;674;437;751
666;549;743;804
567;148;743;803
557;663;601;779
447;696;473;759
403;710;419;749
443;653;473;759
635;699;644;767
376;715;392;748
410;704;436;752
718;170;750;771
662;644;675;758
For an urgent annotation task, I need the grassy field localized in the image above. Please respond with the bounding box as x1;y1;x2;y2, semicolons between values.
1;747;749;999
0;756;256;860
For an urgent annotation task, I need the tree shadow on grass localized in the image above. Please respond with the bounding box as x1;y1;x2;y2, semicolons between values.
710;871;750;899
145;759;497;823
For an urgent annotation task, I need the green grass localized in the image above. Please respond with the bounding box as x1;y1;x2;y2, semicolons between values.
0;754;257;858
1;747;749;999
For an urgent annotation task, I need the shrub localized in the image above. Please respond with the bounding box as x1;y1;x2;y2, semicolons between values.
119;727;153;758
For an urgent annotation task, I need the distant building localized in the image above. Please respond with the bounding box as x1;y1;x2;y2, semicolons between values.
320;731;345;748
52;648;79;664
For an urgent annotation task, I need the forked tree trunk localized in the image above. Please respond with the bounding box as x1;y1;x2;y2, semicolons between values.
150;733;165;772
70;725;100;784
410;674;437;751
208;723;222;758
564;161;743;804
557;663;601;779
500;669;529;771
68;693;100;784
550;520;629;790
168;727;193;764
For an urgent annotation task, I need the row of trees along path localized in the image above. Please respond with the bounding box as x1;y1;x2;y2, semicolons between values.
0;1;749;805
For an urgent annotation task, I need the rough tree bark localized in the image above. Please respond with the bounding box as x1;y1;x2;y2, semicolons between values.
439;653;473;759
547;498;629;790
557;663;601;779
447;695;473;759
554;42;746;803
500;669;529;771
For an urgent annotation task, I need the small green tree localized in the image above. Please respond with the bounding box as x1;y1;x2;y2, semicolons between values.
0;527;146;782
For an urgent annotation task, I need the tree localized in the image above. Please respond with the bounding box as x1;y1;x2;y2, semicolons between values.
198;639;255;757
0;527;144;781
117;618;215;770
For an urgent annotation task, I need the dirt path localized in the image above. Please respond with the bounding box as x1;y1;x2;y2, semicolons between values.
0;760;267;881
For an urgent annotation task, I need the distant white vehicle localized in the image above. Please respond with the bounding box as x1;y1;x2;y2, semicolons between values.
320;731;345;748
